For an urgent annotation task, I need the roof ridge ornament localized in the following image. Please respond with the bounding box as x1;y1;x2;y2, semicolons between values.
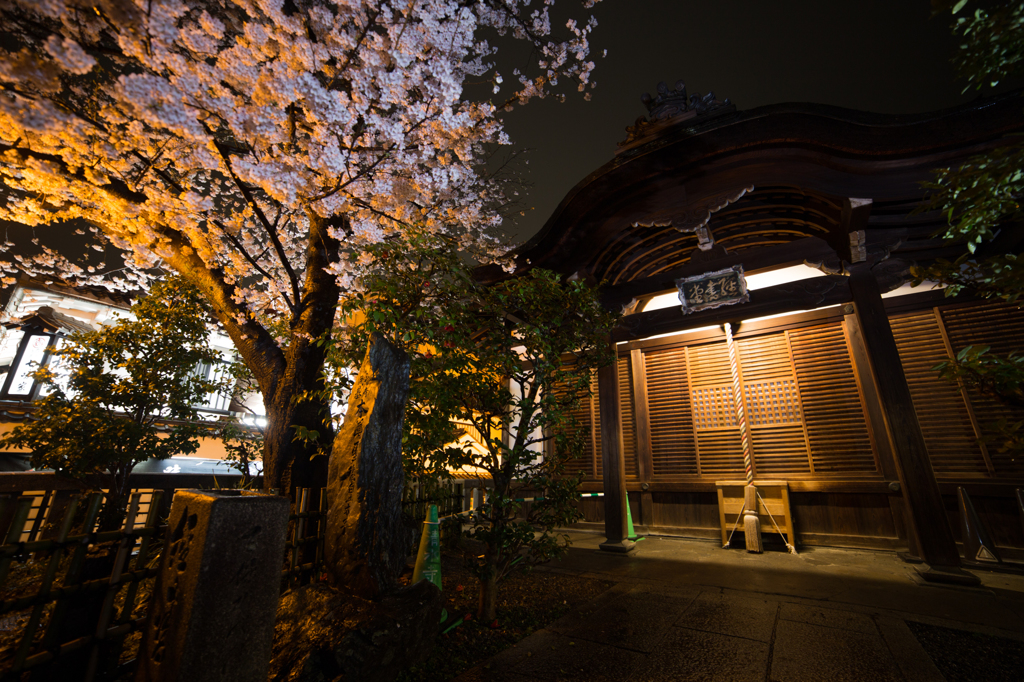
644;80;729;119
618;80;734;151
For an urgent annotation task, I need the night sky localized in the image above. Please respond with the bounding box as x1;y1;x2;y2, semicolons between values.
0;0;1003;288
494;0;981;244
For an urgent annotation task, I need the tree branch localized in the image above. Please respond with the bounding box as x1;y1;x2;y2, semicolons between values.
138;224;287;399
207;135;302;311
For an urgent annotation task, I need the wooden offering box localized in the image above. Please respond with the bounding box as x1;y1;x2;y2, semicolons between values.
716;480;795;548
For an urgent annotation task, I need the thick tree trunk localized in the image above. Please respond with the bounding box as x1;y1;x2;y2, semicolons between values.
262;368;333;496
325;334;410;598
258;213;340;495
171;212;342;497
478;573;498;622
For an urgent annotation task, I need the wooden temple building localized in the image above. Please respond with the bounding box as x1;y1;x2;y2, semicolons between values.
500;83;1024;581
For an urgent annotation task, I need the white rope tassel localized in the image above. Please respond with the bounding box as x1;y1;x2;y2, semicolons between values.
757;491;797;554
743;483;763;553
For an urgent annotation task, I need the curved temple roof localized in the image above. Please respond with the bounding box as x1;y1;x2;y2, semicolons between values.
486;88;1024;318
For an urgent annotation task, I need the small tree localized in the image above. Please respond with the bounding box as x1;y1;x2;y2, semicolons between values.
913;0;1024;457
220;420;264;489
0;277;224;528
339;231;617;620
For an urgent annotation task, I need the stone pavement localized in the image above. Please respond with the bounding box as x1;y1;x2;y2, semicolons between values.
454;532;1024;681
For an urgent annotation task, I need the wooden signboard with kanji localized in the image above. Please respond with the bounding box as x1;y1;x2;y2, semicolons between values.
676;265;749;315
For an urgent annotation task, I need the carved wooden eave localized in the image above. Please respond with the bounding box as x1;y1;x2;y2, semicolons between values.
9;277;135;311
3;306;97;335
478;89;1024;321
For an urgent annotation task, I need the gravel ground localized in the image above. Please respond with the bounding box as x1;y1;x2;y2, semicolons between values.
397;548;613;682
907;620;1024;682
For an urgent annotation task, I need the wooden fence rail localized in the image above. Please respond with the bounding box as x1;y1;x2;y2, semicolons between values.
0;475;326;682
283;487;327;583
0;490;163;681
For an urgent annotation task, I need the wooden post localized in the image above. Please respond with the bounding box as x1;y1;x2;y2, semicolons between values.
848;270;977;585
630;349;653;483
599;341;635;553
640;489;654;530
843;312;918;556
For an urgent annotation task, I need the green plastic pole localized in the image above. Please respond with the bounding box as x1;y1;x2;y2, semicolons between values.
412;504;442;589
412;505;447;623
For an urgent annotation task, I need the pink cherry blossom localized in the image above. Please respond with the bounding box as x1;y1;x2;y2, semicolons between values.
0;0;600;492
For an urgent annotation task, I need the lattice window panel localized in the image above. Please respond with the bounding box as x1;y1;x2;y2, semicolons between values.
644;346;698;476
737;333;811;475
743;379;802;426
940;301;1024;475
633;322;881;480
788;322;878;474
554;358;637;482
890;311;987;476
691;385;738;430
550;371;599;479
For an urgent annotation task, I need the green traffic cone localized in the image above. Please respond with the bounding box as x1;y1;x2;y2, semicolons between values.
626;498;644;542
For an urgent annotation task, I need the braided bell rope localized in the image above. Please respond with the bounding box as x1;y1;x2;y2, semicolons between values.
724;322;753;484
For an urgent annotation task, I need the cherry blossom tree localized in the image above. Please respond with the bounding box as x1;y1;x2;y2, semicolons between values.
0;0;600;494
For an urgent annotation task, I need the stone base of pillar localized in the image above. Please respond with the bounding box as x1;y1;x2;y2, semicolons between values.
896;551;924;565
136;490;290;682
913;564;982;587
599;539;637;553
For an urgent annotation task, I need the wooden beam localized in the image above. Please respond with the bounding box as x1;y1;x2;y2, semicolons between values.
578;479;899;494
843;312;914;550
612;275;852;343
0;471;252;494
598;340;635;553
937;481;1024;497
831;197;872;263
848;269;976;584
600;237;835;310
842;312;900;479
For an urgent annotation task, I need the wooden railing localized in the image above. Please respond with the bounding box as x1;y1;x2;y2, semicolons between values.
0;490;163;681
0;473;325;682
403;483;465;522
283;486;327;584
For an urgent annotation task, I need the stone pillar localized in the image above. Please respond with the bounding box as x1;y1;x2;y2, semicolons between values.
325;334;411;597
598;342;635;553
136;490;290;682
848;270;977;585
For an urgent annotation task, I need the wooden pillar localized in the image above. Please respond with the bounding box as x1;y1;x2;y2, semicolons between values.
843;312;918;555
630;349;653;483
599;342;635;553
630;349;655;530
848;270;976;584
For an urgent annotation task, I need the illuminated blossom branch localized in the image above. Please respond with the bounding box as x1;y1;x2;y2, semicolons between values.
0;0;601;493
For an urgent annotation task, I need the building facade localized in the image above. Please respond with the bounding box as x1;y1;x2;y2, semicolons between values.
0;281;259;468
491;84;1024;570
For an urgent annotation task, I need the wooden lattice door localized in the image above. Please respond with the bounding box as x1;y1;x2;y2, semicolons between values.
640;323;878;480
